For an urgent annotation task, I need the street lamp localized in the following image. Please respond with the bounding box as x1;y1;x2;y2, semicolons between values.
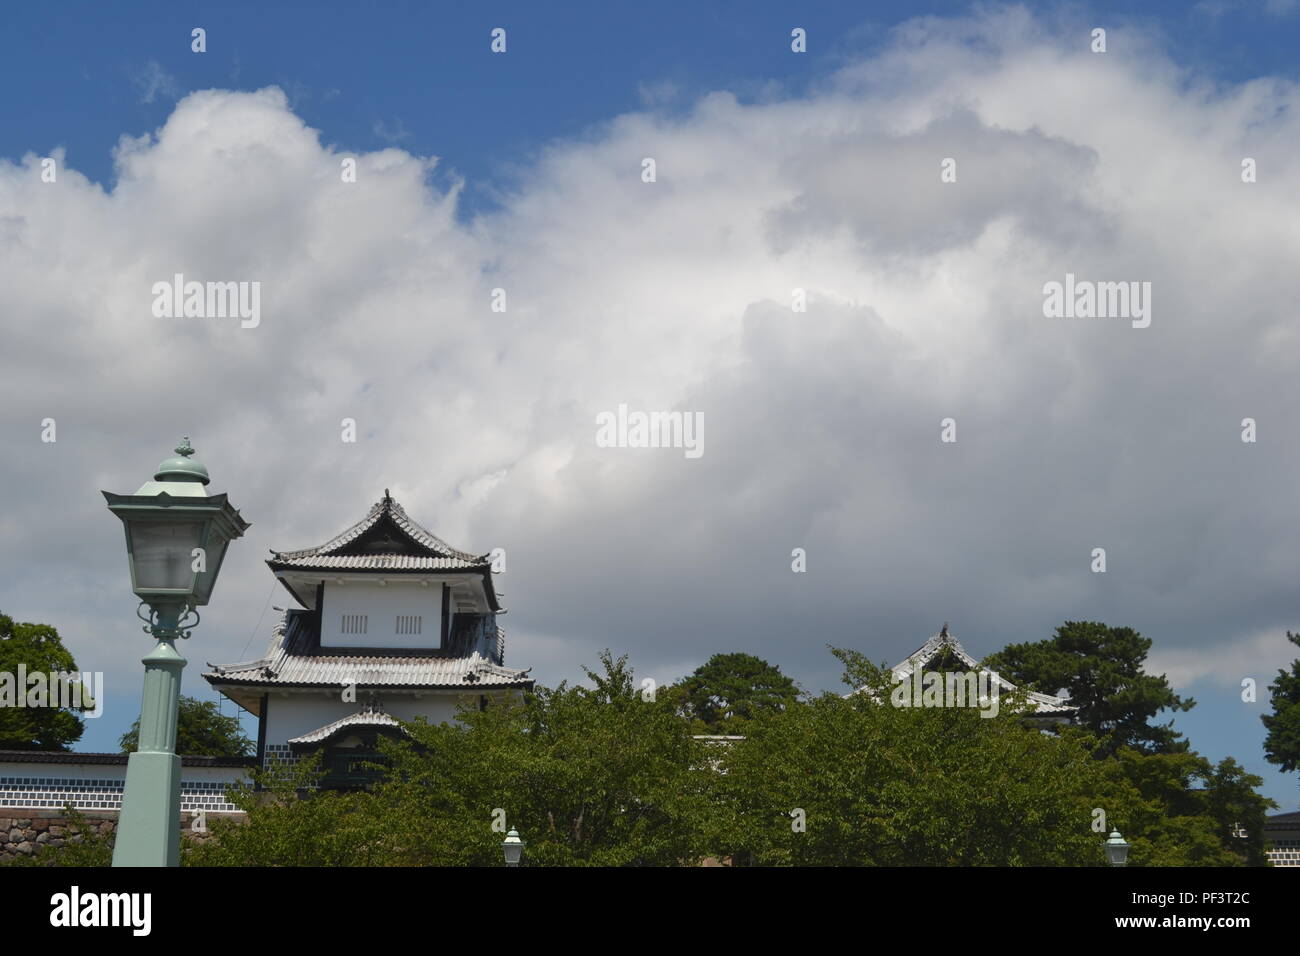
103;438;248;867
502;828;525;867
1103;829;1131;867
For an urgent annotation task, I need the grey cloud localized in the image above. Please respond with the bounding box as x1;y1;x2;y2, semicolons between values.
766;109;1106;257
2;10;1299;802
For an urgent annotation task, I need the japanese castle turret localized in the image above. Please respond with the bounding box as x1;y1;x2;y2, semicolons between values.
205;492;531;783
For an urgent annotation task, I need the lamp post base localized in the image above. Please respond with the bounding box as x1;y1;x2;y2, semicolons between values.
111;751;183;867
112;625;187;868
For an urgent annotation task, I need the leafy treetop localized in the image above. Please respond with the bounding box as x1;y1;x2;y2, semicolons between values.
120;695;253;757
0;612;89;751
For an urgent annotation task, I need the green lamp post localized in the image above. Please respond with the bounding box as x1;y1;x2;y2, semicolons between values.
103;438;248;867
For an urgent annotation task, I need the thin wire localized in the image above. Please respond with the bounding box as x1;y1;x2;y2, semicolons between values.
239;578;278;662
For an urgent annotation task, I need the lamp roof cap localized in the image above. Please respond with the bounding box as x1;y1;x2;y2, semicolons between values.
153;437;210;485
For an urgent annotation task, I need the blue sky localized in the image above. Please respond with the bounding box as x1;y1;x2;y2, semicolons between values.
7;0;1300;216
3;1;1300;812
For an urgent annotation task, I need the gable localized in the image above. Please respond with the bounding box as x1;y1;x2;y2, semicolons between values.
345;514;430;557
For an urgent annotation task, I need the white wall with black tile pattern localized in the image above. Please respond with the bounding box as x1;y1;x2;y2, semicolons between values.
0;755;250;813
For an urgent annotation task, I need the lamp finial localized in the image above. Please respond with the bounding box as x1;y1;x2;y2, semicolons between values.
153;436;210;485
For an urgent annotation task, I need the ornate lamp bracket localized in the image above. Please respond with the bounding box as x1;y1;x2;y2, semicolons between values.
176;606;200;639
136;602;201;639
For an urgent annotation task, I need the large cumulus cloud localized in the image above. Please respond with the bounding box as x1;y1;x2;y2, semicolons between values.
1;8;1297;794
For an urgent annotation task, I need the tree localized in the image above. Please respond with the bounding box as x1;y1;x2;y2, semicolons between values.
983;621;1194;756
672;652;800;732
1202;756;1275;866
708;646;1110;865
1089;748;1275;866
0;612;91;751
190;651;714;866
379;650;713;866
120;695;253;757
980;624;1275;864
184;753;392;867
1262;630;1300;778
179;644;1276;867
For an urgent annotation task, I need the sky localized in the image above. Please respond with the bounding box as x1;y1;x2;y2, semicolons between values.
1;1;1299;810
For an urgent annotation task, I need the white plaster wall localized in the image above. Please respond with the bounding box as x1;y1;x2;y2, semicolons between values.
0;760;250;812
263;691;470;744
0;761;128;782
0;761;249;785
321;581;443;649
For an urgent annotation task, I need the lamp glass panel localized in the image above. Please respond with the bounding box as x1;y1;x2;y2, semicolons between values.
130;521;203;591
192;530;231;605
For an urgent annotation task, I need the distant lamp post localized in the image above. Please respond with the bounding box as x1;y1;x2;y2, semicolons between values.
103;438;248;867
502;828;525;867
1103;829;1131;867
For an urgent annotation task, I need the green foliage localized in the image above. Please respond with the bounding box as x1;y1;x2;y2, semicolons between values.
0;612;90;751
181;644;1275;867
120;695;253;757
983;621;1194;756
1089;749;1275;866
976;621;1275;866
190;651;713;866
184;752;394;866
828;644;892;693
1262;630;1300;777
710;649;1110;865
672;652;800;732
1202;756;1274;866
375;650;713;866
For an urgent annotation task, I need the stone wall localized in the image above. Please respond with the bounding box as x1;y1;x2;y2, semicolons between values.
0;809;114;858
0;808;244;861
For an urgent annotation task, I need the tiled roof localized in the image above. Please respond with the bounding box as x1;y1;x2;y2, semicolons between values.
268;492;487;570
0;750;253;767
287;708;408;746
205;611;532;691
271;554;483;571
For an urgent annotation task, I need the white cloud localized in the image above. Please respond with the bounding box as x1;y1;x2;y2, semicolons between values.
1149;628;1298;690
3;7;1300;724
